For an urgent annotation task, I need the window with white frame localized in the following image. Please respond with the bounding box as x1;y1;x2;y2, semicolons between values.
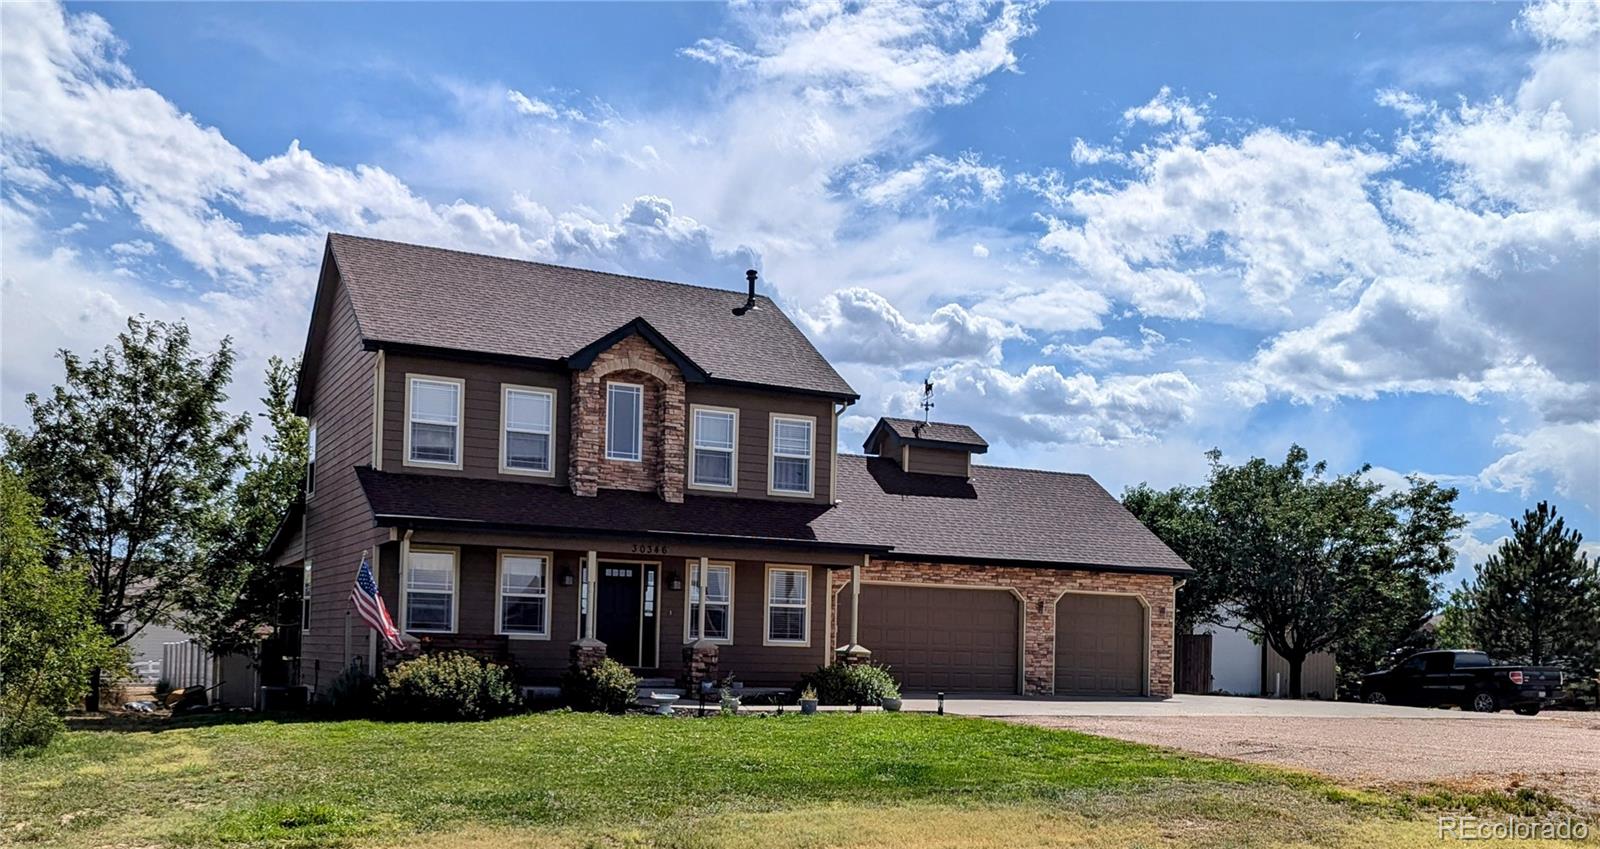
407;377;462;466
404;549;457;633
305;422;317;495
605;383;643;462
687;561;733;642
690;407;737;490
501;386;554;475
769;416;814;495
497;552;549;637
301;561;313;634
765;566;809;644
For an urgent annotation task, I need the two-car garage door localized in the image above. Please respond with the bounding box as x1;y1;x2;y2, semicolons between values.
836;584;1148;696
838;584;1020;693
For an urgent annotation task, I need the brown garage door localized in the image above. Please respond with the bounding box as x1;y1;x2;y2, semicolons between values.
1055;594;1144;696
838;584;1019;693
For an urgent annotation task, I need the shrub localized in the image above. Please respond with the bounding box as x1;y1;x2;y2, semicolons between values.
375;653;522;721
315;665;376;717
0;701;63;757
562;659;638;713
800;662;900;706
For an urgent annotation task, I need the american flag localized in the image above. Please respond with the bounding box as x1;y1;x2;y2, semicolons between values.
350;555;405;651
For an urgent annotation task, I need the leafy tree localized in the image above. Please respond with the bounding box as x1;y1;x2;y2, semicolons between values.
1122;482;1225;634
1462;502;1598;672
1199;446;1465;698
0;467;122;753
174;356;308;657
1432;584;1478;651
6;317;249;711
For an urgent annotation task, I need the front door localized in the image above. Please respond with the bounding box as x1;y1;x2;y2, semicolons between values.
595;563;658;668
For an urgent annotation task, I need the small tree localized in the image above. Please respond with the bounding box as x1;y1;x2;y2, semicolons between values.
1202;446;1465;698
1122;482;1225;634
0;467;121;753
1463;502;1598;672
174;356;308;657
6;317;249;710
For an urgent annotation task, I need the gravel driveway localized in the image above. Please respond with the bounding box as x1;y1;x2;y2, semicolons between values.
1012;712;1600;811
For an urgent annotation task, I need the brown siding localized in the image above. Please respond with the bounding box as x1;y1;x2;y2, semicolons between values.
905;445;970;477
685;385;835;504
382;355;569;486
300;268;386;686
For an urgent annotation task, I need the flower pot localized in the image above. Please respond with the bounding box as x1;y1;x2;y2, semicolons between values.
799;698;818;715
880;697;902;712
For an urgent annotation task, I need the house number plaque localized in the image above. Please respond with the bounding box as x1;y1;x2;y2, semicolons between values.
629;542;670;555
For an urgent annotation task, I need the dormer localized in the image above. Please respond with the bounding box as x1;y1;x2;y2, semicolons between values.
862;417;988;479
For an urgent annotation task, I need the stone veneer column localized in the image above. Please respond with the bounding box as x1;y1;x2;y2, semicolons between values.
569;637;607;673
680;640;719;690
565;334;686;503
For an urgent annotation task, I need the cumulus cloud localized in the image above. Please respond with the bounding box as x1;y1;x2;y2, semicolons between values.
1479;422;1600;510
970;281;1112;333
851;152;1006;210
1044;326;1165;368
912;361;1200;446
1123;86;1208;135
798;288;1026;367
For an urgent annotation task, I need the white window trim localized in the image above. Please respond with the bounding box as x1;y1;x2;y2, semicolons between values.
683;560;734;644
305;421;318;497
605;382;644;463
498;384;557;478
301;560;313;635
403;374;465;470
495;549;553;640
767;413;816;498
687;405;739;492
400;545;460;634
763;564;811;647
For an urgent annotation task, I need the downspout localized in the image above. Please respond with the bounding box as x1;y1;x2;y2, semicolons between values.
831;399;851;503
399;529;414;635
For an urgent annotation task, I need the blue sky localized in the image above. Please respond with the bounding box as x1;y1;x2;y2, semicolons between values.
3;2;1597;589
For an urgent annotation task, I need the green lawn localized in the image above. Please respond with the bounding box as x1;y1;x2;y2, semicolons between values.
0;712;1577;848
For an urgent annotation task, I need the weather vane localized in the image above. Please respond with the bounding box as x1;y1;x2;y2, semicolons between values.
920;377;935;425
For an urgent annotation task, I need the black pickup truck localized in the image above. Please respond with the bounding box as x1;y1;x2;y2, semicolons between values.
1360;650;1564;715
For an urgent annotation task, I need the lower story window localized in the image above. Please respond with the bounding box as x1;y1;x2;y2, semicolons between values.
498;552;549;637
688;562;732;642
765;566;809;645
405;548;457;633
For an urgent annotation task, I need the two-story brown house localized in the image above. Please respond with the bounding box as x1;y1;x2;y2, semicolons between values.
267;234;1189;698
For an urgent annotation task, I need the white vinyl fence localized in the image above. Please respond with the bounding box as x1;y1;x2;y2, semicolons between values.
161;640;214;691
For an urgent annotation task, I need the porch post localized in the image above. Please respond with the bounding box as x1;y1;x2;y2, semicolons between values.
836;555;872;665
696;556;709;641
585;550;599;640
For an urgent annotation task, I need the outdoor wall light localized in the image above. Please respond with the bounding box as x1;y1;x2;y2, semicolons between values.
560;567;575;587
668;571;683;591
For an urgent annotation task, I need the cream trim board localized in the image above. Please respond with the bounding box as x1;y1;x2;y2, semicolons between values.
400;545;461;634
498;384;557;478
1049;589;1151;698
766;413;817;498
763;564;812;647
687;405;739;492
402;374;466;470
495;549;554;640
372;351;385;470
605;382;644;462
300;560;313;635
683;559;734;644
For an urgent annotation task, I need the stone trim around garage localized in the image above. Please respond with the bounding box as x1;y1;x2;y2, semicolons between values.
828;559;1175;698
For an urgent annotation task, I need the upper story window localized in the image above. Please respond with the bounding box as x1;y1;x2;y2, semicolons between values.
497;551;550;638
501;385;555;476
768;415;814;497
687;561;733;642
406;376;464;468
689;406;737;491
305;422;317;496
606;382;643;462
403;547;458;633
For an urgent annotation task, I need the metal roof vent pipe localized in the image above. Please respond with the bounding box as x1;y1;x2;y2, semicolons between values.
732;269;759;316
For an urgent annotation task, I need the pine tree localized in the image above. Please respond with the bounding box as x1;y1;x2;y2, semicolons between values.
1466;502;1599;671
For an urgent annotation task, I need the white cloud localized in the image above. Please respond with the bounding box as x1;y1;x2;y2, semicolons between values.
1044;326;1165;368
916;361;1200;446
798;287;1025;366
851;152;1005;210
970;242;989;258
970;281;1112;333
1123;85;1208;134
1479;422;1600;510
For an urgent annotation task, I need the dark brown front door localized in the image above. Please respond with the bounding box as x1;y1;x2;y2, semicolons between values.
839;584;1019;693
597;563;658;668
1055;593;1144;696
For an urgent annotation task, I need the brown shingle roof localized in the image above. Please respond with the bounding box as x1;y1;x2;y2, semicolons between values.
326;234;856;398
355;458;1190;574
832;455;1191;573
866;417;989;452
356;467;884;551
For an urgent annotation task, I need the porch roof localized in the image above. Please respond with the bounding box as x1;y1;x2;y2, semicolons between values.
355;467;887;553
